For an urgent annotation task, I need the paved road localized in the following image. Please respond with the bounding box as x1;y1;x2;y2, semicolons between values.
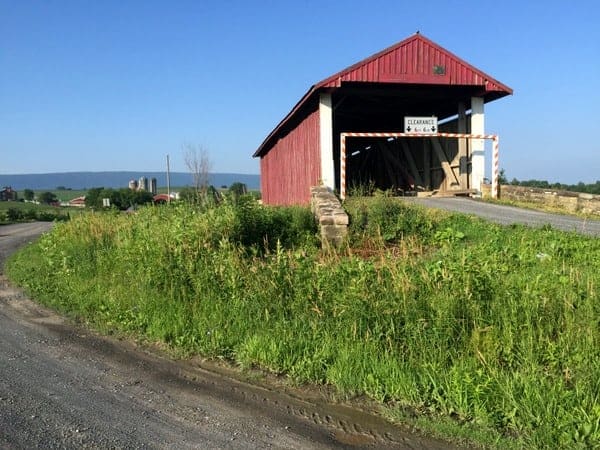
0;222;454;449
404;197;600;236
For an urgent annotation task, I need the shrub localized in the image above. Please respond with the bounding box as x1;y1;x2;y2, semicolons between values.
6;199;600;449
6;207;23;222
345;195;435;244
23;209;37;221
232;197;317;252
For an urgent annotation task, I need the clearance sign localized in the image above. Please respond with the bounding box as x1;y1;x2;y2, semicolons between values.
404;116;438;134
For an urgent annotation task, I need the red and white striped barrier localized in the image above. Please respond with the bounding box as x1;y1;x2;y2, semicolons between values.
491;135;499;201
339;132;500;199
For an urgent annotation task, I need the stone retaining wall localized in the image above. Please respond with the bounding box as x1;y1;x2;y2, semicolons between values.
310;186;348;247
495;185;600;216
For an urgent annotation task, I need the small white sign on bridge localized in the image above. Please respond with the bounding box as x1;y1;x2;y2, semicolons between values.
404;116;438;134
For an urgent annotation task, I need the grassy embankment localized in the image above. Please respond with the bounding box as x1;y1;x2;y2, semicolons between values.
484;196;600;220
0;201;72;224
6;194;600;449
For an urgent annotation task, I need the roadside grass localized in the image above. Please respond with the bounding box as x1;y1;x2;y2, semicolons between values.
6;194;600;449
482;196;600;220
0;201;73;224
9;189;88;203
0;201;61;214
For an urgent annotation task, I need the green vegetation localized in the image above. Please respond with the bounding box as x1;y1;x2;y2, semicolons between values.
0;200;70;224
16;189;87;202
85;187;154;210
485;197;599;219
38;191;59;205
502;171;600;195
23;189;35;201
14;184;258;207
49;189;87;202
228;182;248;197
6;194;600;449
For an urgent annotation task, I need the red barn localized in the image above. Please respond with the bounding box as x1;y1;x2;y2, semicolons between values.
68;196;86;207
254;33;512;205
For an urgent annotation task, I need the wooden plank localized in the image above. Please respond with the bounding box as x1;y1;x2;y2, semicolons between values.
400;140;424;187
430;137;460;187
430;189;476;198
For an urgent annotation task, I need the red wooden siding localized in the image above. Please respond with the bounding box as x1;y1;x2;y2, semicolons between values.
260;107;321;205
254;33;512;204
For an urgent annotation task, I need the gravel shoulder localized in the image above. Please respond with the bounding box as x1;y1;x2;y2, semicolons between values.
404;197;600;236
0;222;455;449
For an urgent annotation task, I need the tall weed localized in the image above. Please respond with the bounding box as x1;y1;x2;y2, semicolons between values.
6;198;600;449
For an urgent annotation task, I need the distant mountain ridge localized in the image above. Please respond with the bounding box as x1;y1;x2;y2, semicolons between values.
0;171;260;191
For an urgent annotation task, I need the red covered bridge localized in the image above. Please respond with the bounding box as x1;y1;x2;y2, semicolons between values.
253;33;512;205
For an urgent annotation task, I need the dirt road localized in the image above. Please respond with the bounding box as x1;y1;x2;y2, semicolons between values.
0;222;454;449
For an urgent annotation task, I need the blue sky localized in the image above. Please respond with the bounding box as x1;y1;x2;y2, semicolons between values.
1;0;598;183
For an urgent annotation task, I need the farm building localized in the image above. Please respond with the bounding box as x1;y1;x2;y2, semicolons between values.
253;33;512;205
153;193;170;204
0;186;18;201
68;196;86;207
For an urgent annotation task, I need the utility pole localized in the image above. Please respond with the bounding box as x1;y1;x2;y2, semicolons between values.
166;154;171;203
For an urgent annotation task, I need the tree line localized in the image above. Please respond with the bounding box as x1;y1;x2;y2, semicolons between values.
499;171;600;195
85;182;251;210
85;188;154;210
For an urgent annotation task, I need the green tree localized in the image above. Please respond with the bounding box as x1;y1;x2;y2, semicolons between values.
23;189;34;201
179;186;196;203
228;182;247;197
99;188;121;209
498;168;508;185
85;187;153;210
38;191;58;204
85;187;104;208
119;189;153;209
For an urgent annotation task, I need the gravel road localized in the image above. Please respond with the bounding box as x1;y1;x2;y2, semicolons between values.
0;222;454;450
404;197;600;236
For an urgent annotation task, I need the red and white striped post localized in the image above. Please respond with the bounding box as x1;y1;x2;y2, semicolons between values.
339;132;499;200
491;135;500;199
